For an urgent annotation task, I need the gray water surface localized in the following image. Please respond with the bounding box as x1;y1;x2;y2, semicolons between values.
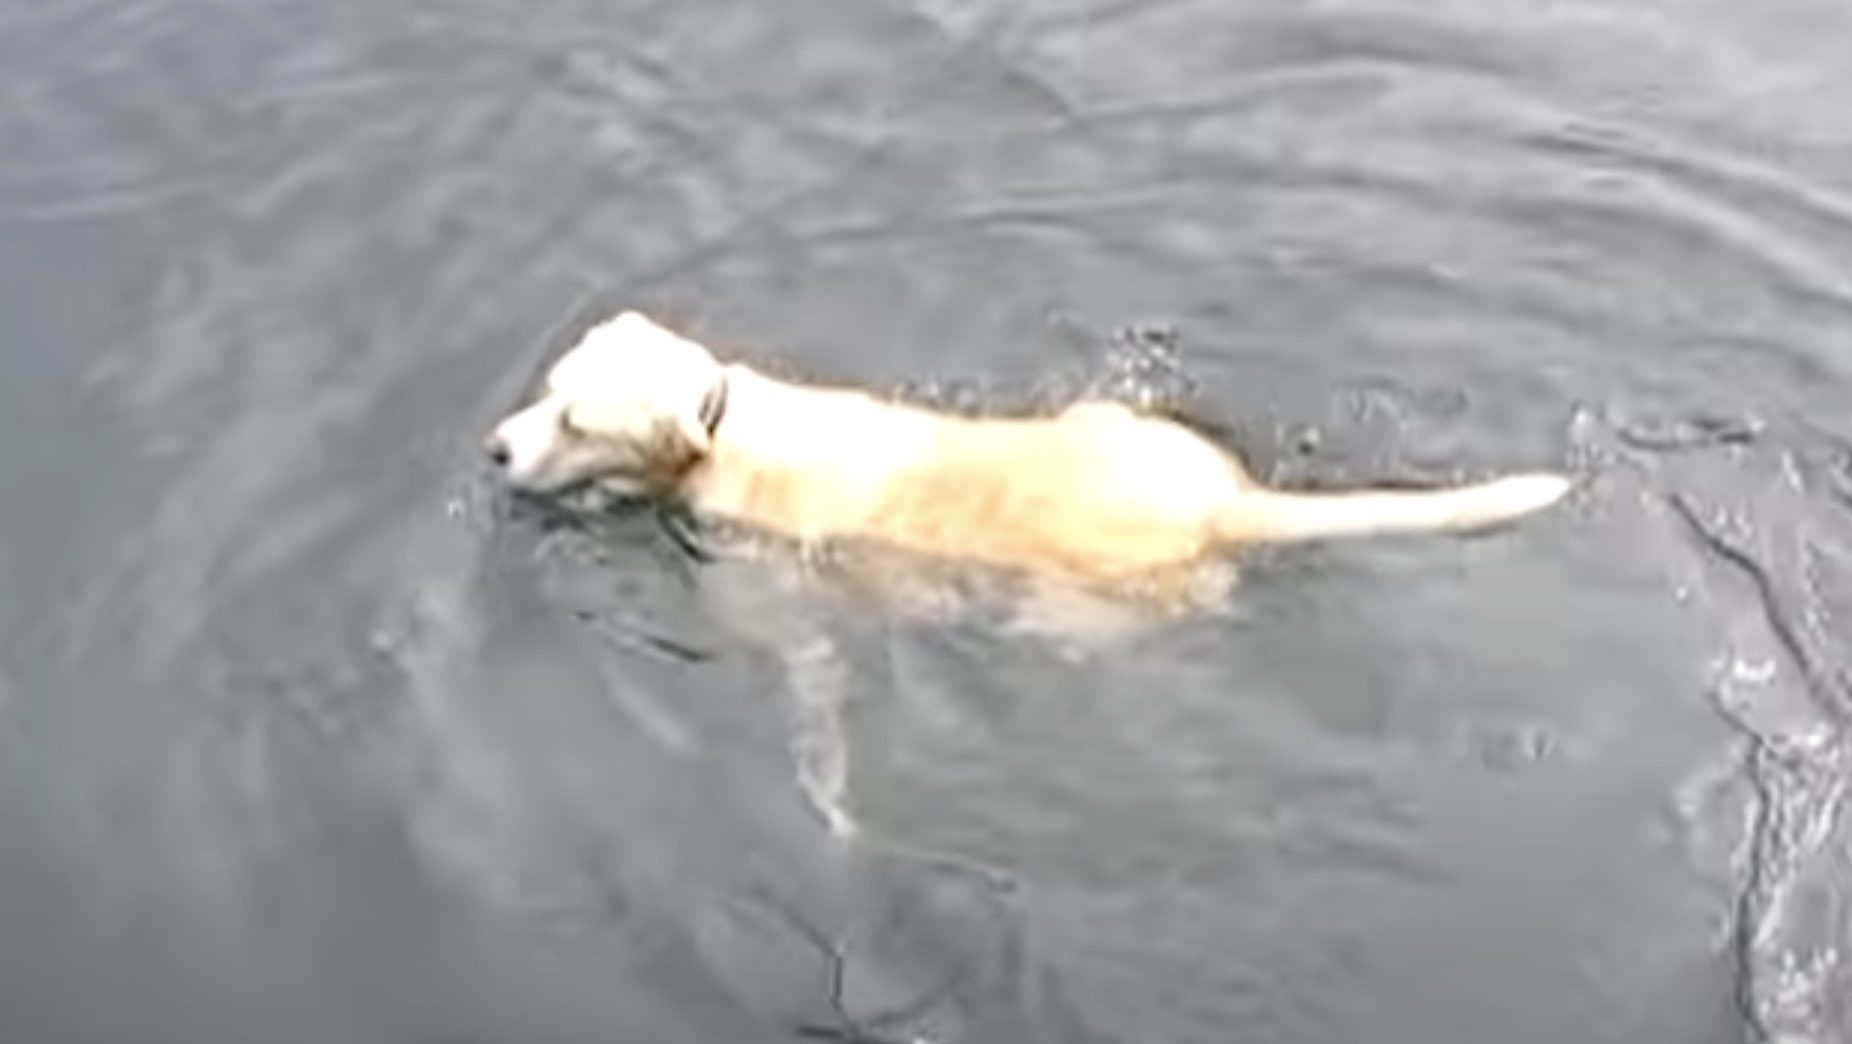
6;0;1852;1042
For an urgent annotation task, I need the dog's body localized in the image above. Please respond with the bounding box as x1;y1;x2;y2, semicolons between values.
486;312;1570;582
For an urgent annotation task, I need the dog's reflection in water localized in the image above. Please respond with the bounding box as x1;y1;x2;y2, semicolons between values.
687;520;1237;839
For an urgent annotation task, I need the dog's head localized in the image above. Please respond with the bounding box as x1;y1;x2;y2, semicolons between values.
485;311;726;495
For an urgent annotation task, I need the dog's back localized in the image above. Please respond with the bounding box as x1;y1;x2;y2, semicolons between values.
832;400;1249;577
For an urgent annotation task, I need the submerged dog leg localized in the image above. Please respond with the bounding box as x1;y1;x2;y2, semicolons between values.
704;554;860;837
781;623;857;838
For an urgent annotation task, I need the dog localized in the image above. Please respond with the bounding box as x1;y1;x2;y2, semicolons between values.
485;311;1570;584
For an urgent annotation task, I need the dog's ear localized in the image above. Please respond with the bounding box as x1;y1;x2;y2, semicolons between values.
635;402;713;483
665;393;714;461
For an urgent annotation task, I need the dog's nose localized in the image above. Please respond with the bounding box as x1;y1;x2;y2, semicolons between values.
483;433;510;468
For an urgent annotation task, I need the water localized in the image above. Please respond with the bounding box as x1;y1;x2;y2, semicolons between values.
4;0;1851;1041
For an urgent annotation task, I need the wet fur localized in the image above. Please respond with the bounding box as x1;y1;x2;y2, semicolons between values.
487;312;1571;584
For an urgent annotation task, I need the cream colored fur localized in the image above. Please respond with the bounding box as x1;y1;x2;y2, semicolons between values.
487;311;1570;582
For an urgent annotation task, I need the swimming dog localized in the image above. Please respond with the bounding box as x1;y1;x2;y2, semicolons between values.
485;311;1570;582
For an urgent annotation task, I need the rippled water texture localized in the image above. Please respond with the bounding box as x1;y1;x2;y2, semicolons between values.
6;0;1852;1041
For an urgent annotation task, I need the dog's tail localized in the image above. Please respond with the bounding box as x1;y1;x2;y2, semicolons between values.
1213;472;1571;544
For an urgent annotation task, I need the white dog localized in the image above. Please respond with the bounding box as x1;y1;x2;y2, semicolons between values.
486;311;1570;583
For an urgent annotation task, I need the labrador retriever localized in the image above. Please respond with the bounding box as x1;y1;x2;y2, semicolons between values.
485;311;1570;583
